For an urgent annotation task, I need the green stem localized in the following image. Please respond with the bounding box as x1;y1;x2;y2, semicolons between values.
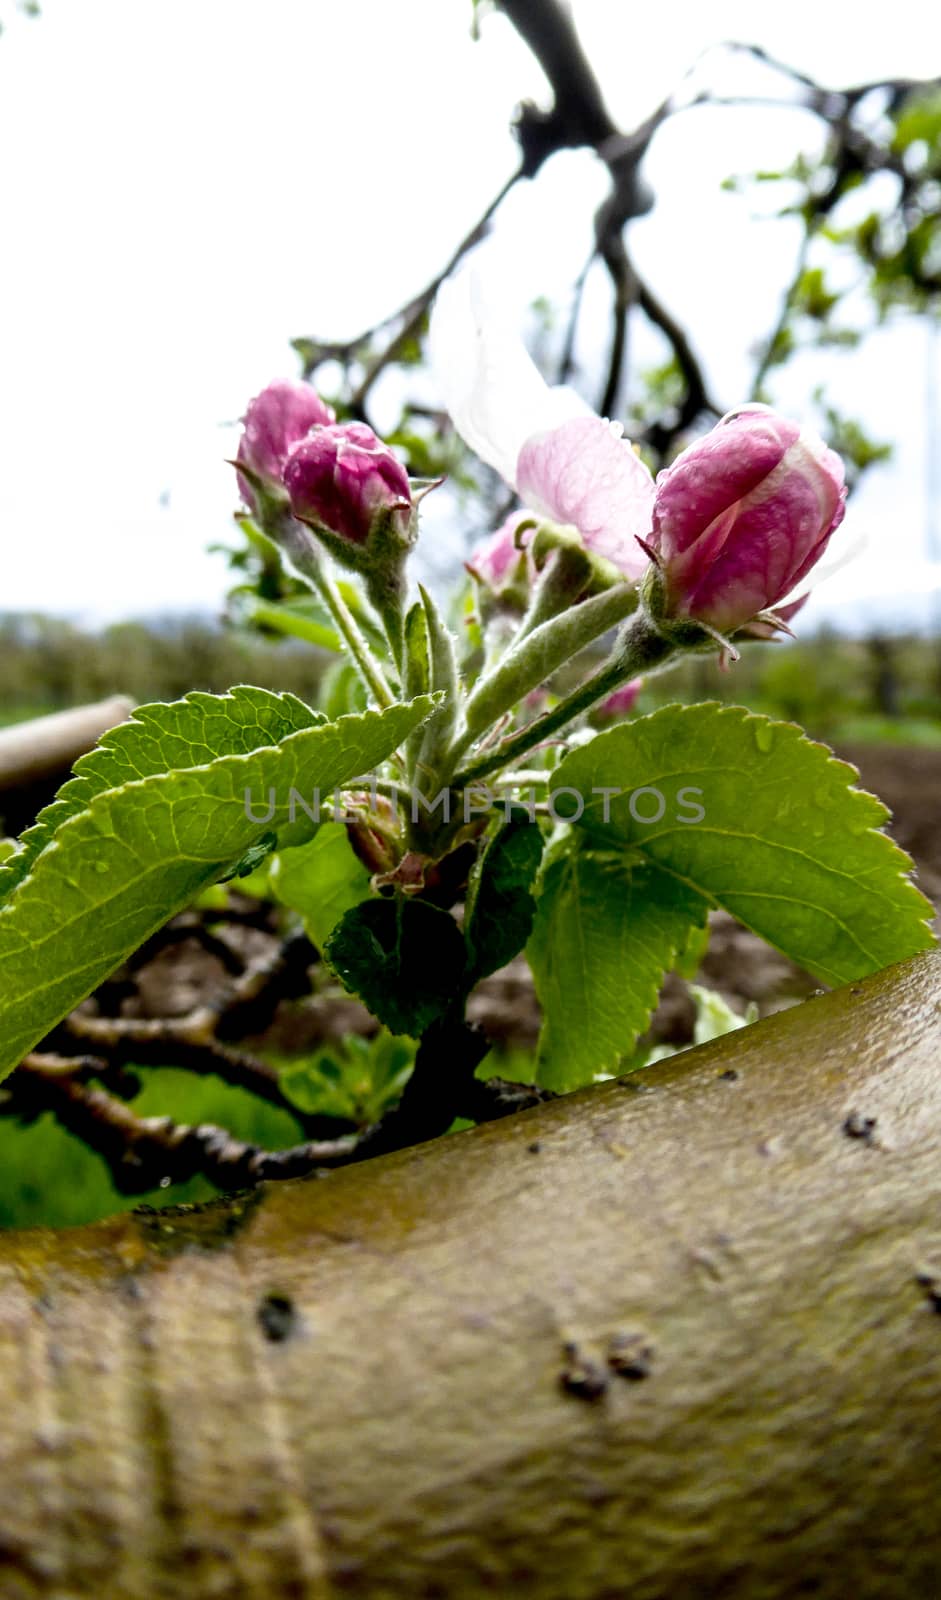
279;521;396;709
513;543;594;641
451;581;641;769
366;575;407;681
453;612;676;787
381;610;406;677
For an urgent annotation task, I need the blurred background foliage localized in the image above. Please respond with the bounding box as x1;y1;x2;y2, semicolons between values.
3;610;941;750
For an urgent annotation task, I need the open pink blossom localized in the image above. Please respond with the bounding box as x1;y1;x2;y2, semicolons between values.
648;406;847;634
237;378;335;510
430;260;654;581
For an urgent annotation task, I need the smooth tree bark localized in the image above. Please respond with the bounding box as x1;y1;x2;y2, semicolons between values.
0;698;134;794
1;952;941;1598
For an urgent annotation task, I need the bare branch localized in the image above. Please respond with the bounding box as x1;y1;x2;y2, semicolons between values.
293;167;523;419
7;1058;359;1194
496;0;618;173
556;249;594;384
634;272;723;444
10;1013;497;1195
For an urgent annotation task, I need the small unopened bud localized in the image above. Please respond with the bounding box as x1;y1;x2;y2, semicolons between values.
466;514;533;611
284;422;418;662
283;422;415;555
236;379;335;512
644;406;846;639
596;678;642;719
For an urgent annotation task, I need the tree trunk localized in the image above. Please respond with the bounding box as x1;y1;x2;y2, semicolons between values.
2;952;941;1598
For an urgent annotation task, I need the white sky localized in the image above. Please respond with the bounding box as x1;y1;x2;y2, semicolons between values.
0;0;939;632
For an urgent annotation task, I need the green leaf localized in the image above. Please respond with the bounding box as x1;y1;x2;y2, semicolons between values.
0;685;325;902
639;984;756;1068
464;812;544;983
687;983;757;1043
271;823;371;951
318;658;369;721
218;830;279;883
674;917;710;980
324;898;467;1037
239;596;342;653
277;1032;415;1124
527;845;708;1090
550;703;935;988
0;693;436;1081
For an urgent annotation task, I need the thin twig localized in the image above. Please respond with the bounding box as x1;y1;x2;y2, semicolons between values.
557;250;595;384
596;232;634;420
7;1060;359;1194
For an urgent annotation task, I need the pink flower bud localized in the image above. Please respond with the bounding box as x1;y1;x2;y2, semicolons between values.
466;513;532;593
236;379;335;510
648;406;846;634
283;422;413;549
597;678;642;719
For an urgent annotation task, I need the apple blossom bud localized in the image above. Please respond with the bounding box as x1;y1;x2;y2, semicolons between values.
236;379;335;511
597;678;642;719
645;406;846;637
283;422;414;553
466;514;533;606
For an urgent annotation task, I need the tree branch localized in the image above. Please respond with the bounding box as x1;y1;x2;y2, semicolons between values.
9;1014;499;1194
2;954;941;1597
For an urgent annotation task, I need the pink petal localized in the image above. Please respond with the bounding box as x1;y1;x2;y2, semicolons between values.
515;416;655;579
653;410;799;560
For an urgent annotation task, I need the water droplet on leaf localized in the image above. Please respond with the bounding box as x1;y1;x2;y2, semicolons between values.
752;723;774;754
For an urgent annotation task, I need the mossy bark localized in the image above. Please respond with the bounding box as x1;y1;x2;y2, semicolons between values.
2;952;941;1598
